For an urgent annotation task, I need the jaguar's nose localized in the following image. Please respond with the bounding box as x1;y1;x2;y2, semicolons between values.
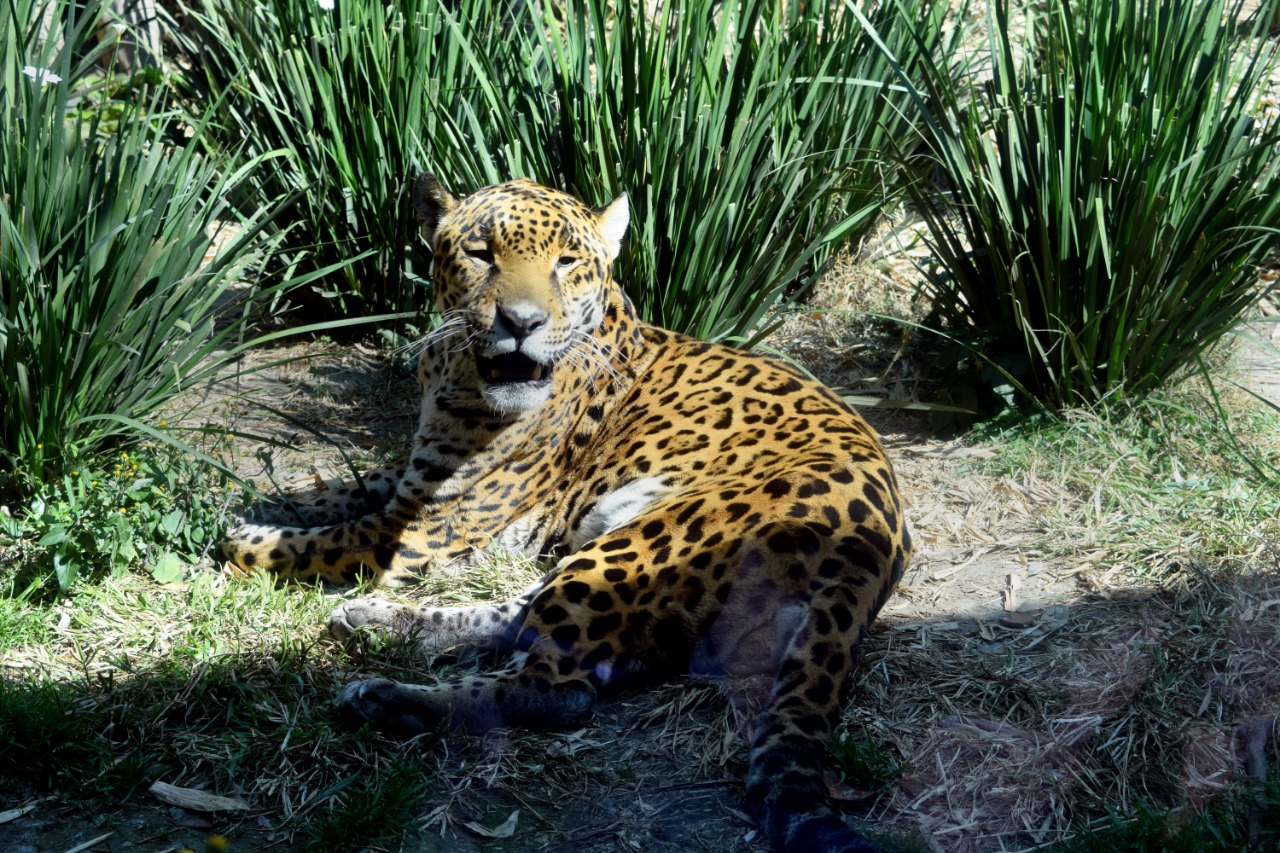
495;302;550;341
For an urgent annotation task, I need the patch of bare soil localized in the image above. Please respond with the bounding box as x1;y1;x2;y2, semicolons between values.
184;338;422;490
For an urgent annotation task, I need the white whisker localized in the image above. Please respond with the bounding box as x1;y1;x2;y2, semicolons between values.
398;310;471;359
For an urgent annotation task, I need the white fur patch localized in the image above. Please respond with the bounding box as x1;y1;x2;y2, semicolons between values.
596;193;630;262
481;380;554;412
227;522;294;542
570;476;669;550
492;513;541;556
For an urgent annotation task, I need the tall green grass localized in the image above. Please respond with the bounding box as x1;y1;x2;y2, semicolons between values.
182;0;956;340
877;0;1280;409
2;0;275;495
177;0;529;319
511;0;955;341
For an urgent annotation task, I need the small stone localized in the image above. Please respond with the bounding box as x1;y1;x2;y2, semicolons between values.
999;610;1043;629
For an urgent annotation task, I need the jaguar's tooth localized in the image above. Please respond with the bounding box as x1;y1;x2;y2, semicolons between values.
490;368;502;380
531;364;543;380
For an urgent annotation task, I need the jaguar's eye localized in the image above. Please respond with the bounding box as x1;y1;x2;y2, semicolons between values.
464;247;494;264
557;254;578;268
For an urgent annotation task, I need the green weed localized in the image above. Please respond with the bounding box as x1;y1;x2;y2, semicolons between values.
0;578;49;654
304;759;434;852
1;440;248;593
830;725;904;791
180;0;957;339
0;679;108;791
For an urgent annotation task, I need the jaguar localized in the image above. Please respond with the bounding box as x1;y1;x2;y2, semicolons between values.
221;174;911;852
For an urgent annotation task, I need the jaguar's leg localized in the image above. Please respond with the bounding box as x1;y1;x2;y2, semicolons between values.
333;603;602;734
220;461;474;583
331;520;852;742
257;463;405;527
327;574;550;656
334;650;598;735
222;462;412;581
331;536;662;735
220;436;531;583
743;583;884;853
220;512;424;584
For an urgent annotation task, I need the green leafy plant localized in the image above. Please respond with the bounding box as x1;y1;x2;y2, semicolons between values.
180;0;955;340
0;678;108;790
830;725;904;791
305;759;434;851
874;0;1280;409
5;439;248;592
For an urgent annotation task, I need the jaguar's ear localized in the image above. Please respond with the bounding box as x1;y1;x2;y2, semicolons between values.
414;173;459;249
594;192;629;263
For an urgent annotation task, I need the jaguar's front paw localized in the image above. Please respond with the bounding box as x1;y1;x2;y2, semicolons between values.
334;678;445;737
328;598;422;643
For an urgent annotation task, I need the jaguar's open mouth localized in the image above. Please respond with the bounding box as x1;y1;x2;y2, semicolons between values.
475;351;553;386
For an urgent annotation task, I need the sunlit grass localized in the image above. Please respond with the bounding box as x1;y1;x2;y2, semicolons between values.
969;388;1280;579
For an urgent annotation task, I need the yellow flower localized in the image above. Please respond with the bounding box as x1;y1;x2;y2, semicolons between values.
206;836;229;853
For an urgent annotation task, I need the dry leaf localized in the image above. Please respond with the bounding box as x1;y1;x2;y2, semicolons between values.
1240;598;1280;622
547;728;605;757
59;832;113;853
148;781;249;813
0;798;50;825
220;561;249;578
464;809;519;838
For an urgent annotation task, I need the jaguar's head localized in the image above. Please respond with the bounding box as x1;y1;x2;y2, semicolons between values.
415;174;629;413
